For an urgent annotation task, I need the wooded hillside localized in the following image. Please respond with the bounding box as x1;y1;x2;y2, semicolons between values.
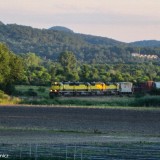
0;22;159;63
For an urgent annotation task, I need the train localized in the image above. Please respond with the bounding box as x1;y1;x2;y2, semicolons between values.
49;81;160;98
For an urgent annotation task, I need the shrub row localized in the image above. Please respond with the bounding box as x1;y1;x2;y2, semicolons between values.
21;95;160;107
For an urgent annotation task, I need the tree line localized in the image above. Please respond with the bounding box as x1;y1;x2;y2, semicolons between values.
0;43;160;94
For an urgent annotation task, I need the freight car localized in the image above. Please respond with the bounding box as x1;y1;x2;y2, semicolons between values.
49;81;133;98
133;81;160;94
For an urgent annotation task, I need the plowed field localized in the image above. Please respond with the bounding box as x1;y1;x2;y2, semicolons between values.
0;105;160;144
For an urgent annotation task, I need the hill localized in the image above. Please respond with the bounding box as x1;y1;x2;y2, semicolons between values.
130;40;160;47
0;21;4;25
49;26;74;33
0;22;159;63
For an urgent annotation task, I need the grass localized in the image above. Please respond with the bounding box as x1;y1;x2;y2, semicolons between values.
15;85;50;98
20;95;160;108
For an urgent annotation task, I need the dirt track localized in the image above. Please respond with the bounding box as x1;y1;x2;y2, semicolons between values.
0;105;160;144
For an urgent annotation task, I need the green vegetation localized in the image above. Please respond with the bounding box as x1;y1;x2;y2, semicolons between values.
14;85;49;98
20;95;160;108
1;43;160;94
0;90;20;104
0;43;24;94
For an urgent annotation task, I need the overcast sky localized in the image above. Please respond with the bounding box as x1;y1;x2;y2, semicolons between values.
0;0;160;42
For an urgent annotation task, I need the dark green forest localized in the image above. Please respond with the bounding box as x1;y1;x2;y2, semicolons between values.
0;22;160;64
0;22;160;94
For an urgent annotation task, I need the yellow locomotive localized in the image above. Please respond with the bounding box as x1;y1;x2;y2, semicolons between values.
49;81;133;97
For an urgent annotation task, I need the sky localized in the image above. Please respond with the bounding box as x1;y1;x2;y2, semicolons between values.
0;0;160;42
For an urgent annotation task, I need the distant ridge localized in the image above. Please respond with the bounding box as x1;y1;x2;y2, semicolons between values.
0;21;4;25
0;22;124;63
49;26;74;33
130;40;160;47
0;22;159;63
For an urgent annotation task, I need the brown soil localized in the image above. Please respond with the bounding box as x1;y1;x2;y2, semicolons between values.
0;105;160;144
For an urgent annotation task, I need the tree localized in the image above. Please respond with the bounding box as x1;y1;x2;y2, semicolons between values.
0;43;24;94
25;66;51;85
0;43;10;84
80;64;90;81
8;53;24;84
90;67;99;81
59;51;79;81
24;52;42;67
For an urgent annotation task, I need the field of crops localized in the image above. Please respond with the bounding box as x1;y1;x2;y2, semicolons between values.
0;105;160;159
0;105;160;140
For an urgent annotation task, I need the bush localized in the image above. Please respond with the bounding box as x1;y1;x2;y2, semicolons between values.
133;96;160;107
150;89;160;95
0;90;9;99
0;90;21;104
38;87;46;93
25;89;38;97
0;83;15;95
12;90;24;96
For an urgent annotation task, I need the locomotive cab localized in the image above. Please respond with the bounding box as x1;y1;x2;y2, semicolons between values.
49;82;62;97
